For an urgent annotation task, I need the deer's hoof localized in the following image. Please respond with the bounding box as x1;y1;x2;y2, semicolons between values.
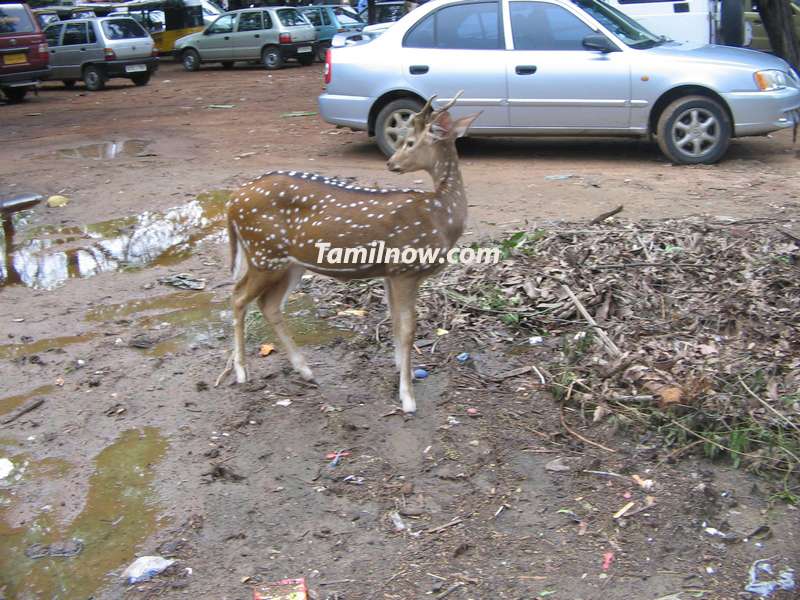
234;365;248;384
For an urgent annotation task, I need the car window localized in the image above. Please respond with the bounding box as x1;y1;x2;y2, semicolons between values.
0;5;35;33
321;8;332;25
404;2;501;50
44;23;62;45
207;13;234;33
102;18;148;39
277;8;308;27
88;21;97;42
238;11;262;31
303;9;322;26
571;0;660;47
333;7;362;25
510;1;594;50
378;3;406;22
63;22;88;45
262;11;274;28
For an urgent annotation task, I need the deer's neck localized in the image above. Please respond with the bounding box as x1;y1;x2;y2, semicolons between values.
429;150;467;236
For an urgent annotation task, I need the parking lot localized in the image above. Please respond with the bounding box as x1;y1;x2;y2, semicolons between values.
2;59;800;599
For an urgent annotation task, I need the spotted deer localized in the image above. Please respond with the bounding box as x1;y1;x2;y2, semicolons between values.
215;93;479;414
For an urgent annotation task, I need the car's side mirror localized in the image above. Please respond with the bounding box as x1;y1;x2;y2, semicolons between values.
583;33;616;53
203;29;211;35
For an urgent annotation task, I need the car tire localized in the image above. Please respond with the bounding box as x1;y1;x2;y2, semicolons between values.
720;0;745;46
375;97;423;157
315;41;330;63
262;46;283;70
131;72;151;86
221;61;234;69
298;54;314;66
182;49;200;71
83;65;106;92
656;95;731;165
63;80;76;89
2;86;27;102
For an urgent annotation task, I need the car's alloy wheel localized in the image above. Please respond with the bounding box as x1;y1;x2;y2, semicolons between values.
375;97;423;157
182;49;200;71
262;47;283;70
83;66;105;92
656;95;730;165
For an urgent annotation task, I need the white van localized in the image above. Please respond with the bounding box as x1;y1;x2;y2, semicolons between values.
606;0;750;46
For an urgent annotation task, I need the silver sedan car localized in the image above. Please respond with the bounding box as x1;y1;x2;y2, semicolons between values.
319;0;800;164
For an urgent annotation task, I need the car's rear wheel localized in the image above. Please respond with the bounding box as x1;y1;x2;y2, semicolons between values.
2;87;27;102
262;46;283;70
656;95;731;165
131;72;151;86
298;53;314;66
221;61;234;69
316;41;330;63
63;80;76;89
83;65;106;92
375;97;423;157
182;49;200;72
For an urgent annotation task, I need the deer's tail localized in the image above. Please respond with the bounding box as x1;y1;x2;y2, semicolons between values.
228;219;247;282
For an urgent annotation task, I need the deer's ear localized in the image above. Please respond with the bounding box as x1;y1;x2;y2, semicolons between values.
451;112;481;139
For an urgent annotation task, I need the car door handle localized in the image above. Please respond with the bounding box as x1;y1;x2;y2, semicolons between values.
254;34;260;38
409;65;428;75
515;65;537;75
224;36;230;40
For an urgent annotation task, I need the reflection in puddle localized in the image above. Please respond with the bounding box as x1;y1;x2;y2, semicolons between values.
0;333;99;361
55;139;151;160
0;428;168;599
0;190;230;289
0;385;54;417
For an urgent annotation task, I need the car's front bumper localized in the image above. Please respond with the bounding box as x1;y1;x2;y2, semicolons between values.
319;92;371;131
103;57;159;78
724;86;800;136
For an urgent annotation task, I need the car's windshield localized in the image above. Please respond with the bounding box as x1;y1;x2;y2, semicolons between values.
571;0;662;48
277;8;309;27
102;18;148;39
333;7;363;25
0;5;35;34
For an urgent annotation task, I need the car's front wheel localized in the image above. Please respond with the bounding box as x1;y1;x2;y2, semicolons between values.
63;80;76;89
298;53;314;66
83;65;106;92
375;97;424;157
182;49;200;72
656;95;731;165
2;86;27;102
262;46;283;70
131;72;151;86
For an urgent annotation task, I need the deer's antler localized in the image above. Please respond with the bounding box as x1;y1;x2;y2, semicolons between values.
436;90;464;114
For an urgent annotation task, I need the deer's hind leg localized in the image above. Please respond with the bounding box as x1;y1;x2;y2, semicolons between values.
386;274;423;414
256;263;316;382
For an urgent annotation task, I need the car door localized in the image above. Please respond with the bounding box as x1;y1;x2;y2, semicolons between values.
301;7;325;41
196;13;234;60
59;21;90;79
230;10;263;59
43;23;66;79
400;1;508;129
505;0;631;130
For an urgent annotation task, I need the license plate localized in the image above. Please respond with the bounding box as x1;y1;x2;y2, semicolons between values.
125;64;147;73
3;53;26;66
297;46;312;53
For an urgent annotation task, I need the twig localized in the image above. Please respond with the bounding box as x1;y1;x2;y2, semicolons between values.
560;406;616;453
738;376;800;435
657;439;704;465
589;204;623;225
320;579;354;586
427;517;463;534
436;582;465;599
561;285;622;359
1;398;45;425
531;365;546;385
776;226;800;243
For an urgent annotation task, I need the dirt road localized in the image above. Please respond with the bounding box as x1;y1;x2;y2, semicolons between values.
1;62;798;600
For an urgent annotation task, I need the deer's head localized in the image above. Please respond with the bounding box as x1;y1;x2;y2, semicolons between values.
386;93;480;175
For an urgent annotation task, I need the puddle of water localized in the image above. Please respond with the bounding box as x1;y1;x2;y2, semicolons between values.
0;385;54;417
85;290;214;322
54;140;152;161
0;427;168;599
0;190;230;290
0;333;99;361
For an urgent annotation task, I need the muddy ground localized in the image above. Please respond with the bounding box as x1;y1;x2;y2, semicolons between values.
1;62;799;600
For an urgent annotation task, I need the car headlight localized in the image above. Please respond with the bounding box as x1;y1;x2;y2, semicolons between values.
754;69;789;91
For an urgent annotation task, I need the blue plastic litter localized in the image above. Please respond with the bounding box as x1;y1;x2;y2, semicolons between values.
413;368;429;379
456;352;470;363
745;559;795;597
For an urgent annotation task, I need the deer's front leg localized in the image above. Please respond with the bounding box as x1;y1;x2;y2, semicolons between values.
387;275;422;414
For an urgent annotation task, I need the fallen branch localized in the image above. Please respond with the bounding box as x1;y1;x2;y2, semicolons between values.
561;285;622;359
427;517;464;534
2;398;45;425
738;376;800;435
589;204;623;225
560;407;616;453
436;582;465;599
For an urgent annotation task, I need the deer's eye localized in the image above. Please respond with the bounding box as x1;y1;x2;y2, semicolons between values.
406;139;415;148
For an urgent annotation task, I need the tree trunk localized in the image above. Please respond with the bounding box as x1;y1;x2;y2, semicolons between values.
758;0;800;68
